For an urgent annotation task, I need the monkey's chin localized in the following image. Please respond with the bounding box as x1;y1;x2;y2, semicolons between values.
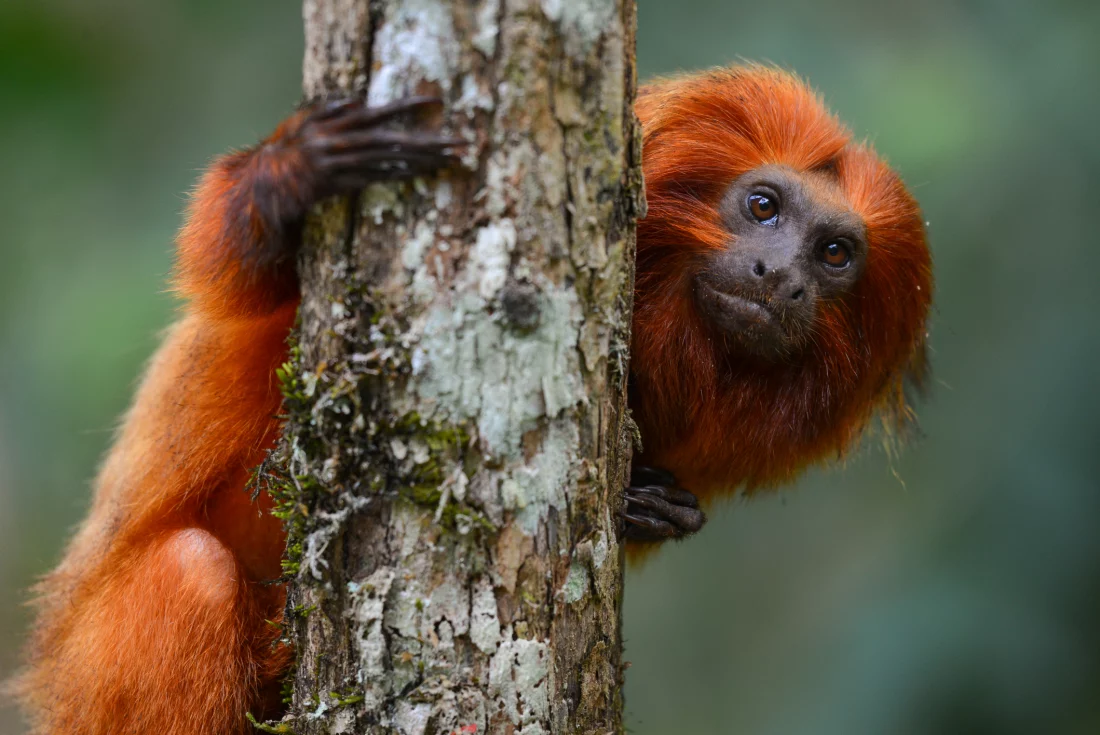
695;282;790;357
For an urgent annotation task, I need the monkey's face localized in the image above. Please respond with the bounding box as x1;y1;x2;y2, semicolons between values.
632;66;933;488
695;164;867;359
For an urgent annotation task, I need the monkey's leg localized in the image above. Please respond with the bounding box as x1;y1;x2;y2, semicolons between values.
176;95;462;318
622;466;707;541
29;528;278;735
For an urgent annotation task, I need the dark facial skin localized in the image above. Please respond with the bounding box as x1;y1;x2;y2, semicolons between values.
694;164;868;358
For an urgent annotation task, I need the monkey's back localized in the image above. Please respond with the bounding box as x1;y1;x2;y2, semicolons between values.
15;303;295;733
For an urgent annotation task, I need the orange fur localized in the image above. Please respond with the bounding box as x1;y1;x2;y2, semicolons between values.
632;65;932;498
14;65;931;732
13;118;304;733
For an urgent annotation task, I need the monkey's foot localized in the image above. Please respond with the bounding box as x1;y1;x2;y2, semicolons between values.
622;466;706;542
299;95;465;194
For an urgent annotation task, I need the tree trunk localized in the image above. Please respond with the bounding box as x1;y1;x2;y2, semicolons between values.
276;1;642;733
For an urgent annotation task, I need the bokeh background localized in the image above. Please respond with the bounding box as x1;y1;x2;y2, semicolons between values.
2;1;1098;733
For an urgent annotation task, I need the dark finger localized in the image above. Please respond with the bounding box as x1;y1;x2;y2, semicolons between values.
626;493;706;532
313;130;467;155
322;96;444;132
631;483;699;508
621;513;678;539
319;149;458;173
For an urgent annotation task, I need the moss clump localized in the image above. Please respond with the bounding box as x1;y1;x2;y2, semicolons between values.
328;690;365;708
246;712;296;734
384;414;496;533
291;603;317;618
248;454;319;579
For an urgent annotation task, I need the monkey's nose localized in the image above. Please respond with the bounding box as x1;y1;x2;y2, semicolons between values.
751;261;806;301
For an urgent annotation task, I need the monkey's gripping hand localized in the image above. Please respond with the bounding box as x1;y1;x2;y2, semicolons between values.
622;466;707;542
175;95;463;319
296;96;464;193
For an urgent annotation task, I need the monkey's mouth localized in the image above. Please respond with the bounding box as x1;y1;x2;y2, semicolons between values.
694;281;787;353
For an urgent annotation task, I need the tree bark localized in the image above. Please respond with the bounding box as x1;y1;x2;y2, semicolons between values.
276;1;642;733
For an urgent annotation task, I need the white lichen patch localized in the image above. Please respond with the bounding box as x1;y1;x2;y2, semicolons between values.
368;0;458;105
507;420;579;534
470;577;502;653
561;559;590;604
457;74;494;117
427;578;471;637
434;178;454;211
410;263;439;304
471;219;516;300
413;285;583;461
394;502;428;559
409;438;431;464
331;709;357;735
402;221;436;271
540;0;616;56
473;0;501;58
483;146;530;218
489;632;550;729
385;578;427;640
390;437;409;461
393;701;432;735
306;699;330;720
348;567;397;707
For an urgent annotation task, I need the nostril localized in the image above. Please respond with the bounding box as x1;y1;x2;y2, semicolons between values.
790;288;804;301
752;261;766;277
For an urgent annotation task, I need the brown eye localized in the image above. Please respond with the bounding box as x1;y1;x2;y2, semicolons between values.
821;241;851;268
748;193;778;223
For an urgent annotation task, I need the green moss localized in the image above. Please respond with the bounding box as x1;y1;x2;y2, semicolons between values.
248;454;315;581
246;712;296;734
384;413;497;534
328;689;365;708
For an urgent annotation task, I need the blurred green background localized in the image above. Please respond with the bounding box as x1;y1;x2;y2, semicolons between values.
1;1;1098;733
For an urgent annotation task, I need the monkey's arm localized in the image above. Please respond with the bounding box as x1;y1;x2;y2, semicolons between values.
175;96;460;318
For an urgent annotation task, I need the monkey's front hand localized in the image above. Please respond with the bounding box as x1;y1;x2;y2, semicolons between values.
291;95;464;197
622;466;707;542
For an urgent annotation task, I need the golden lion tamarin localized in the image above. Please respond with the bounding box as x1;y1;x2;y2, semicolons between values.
15;66;931;734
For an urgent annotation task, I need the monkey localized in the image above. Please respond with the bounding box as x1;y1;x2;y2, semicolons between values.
620;66;931;545
13;65;931;734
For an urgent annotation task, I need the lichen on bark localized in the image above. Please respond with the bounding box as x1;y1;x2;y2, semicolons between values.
277;1;642;733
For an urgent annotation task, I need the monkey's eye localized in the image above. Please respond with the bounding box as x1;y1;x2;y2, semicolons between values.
747;194;779;224
820;241;852;268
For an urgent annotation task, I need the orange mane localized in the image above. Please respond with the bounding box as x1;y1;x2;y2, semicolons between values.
632;65;932;497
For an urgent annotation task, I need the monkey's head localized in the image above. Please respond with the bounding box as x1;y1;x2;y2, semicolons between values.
632;65;932;494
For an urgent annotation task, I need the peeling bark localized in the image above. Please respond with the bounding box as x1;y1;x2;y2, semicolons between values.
279;1;642;732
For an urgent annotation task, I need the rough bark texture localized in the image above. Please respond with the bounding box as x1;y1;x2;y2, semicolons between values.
277;1;642;733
